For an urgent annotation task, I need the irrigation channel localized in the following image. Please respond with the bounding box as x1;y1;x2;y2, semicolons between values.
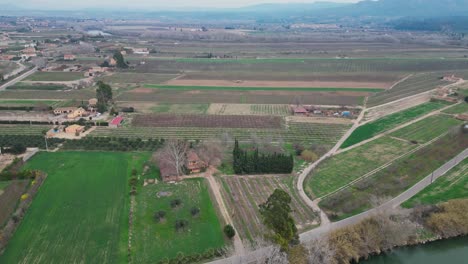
361;236;468;264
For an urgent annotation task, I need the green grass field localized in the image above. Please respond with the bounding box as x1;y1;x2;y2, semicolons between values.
403;158;468;208
442;102;468;114
0;181;10;191
305;136;415;199
341;101;449;148
151;103;210;114
98;73;178;84
25;72;84;82
390;115;463;143
0;151;150;264
144;84;383;93
132;178;225;262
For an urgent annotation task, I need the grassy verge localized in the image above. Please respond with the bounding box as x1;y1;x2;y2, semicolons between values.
341;101;450;148
402;158;468;208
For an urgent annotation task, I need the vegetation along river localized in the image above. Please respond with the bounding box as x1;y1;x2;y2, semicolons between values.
361;236;468;264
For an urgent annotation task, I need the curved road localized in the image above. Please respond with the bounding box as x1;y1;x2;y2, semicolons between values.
207;148;468;264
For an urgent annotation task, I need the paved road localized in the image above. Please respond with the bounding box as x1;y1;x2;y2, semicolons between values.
206;148;468;264
0;66;37;91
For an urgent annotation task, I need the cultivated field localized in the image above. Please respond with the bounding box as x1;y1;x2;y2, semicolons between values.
92;122;350;145
218;175;319;243
442;102;468;114
306;136;416;199
402;158;468;208
132;114;283;129
25;72;85;82
151;103;209;114
0;125;52;135
0;152;150;264
207;104;290;116
367;72;451;107
132;178;225;262
320;130;468;220
0;181;29;227
98;73;179;84
118;89;366;105
0;90;95;100
390;115;463;143
341;101;449;148
0;100;63;107
165;79;389;89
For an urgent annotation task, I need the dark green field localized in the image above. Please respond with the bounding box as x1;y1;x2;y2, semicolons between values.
0;152;149;264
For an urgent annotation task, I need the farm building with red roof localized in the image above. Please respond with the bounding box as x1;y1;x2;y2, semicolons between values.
109;116;124;128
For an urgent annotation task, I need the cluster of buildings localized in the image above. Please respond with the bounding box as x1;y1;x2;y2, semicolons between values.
291;105;357;118
53;98;97;119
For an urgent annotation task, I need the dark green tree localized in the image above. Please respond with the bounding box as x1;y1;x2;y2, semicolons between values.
96;81;113;113
259;189;298;251
223;224;236;239
113;51;128;68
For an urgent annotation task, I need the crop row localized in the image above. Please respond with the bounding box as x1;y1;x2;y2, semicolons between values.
219;176;318;243
92;122;349;145
368;72;449;107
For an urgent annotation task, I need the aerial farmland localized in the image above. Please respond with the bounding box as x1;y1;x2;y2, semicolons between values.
1;1;468;264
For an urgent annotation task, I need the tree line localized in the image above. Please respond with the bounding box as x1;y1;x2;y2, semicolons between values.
233;139;293;175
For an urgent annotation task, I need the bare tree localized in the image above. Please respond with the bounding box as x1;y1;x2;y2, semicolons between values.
154;140;188;180
195;140;224;167
305;235;337;264
246;238;288;264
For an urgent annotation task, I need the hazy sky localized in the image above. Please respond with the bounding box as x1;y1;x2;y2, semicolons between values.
8;0;360;10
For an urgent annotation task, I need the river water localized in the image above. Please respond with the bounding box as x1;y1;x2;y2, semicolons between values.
361;236;468;264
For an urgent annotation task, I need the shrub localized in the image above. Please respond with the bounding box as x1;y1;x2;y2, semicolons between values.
154;211;166;222
190;207;200;217
170;198;182;209
175;219;188;232
301;150;318;162
223;224;236;239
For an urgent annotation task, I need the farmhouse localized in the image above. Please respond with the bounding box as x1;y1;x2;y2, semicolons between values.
186;150;206;174
63;54;76;61
133;48;149;55
109;116;124;128
54;107;77;115
442;74;461;82
67;107;88;119
65;124;84;134
292;105;308;116
159;160;180;182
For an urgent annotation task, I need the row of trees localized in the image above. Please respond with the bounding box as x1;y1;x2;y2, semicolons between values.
233;140;293;175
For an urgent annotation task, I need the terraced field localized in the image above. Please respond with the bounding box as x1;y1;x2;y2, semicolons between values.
341;101;449;148
92;122;350;145
442;102;468;114
391;115;463;143
320;130;468;220
218;175;318;243
306;136;415;199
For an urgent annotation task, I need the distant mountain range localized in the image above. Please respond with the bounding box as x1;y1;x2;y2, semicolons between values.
1;0;468;22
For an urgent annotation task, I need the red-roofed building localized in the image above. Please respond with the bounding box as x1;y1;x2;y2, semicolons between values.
292;105;308;116
109;116;123;128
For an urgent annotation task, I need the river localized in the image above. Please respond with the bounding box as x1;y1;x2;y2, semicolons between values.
361;236;468;264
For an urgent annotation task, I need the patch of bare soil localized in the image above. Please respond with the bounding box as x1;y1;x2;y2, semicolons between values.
166;79;390;89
